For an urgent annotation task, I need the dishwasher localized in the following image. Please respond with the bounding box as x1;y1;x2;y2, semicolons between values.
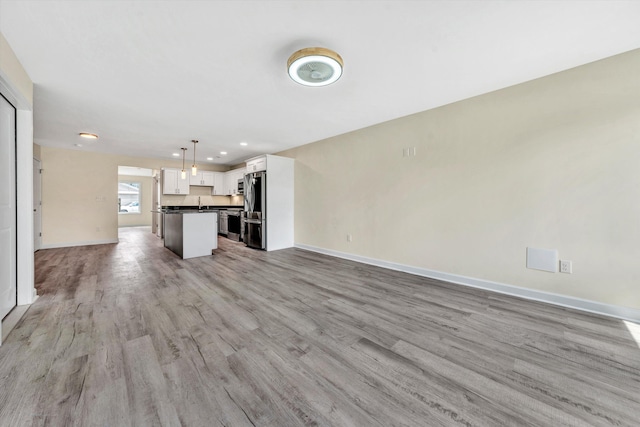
226;210;243;241
218;210;228;236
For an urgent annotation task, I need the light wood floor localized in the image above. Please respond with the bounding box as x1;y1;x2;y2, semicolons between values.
1;226;639;426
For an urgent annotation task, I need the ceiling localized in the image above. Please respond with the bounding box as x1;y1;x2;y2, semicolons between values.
1;1;639;166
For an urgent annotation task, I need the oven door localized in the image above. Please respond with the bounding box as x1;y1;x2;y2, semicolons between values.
244;218;265;249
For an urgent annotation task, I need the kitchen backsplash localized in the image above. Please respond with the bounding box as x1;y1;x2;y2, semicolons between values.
162;186;244;207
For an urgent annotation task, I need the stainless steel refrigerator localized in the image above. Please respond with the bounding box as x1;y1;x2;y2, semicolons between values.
243;171;266;249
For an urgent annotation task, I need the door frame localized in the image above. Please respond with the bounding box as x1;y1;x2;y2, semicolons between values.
0;92;17;323
33;158;41;251
1;61;37;347
152;173;159;234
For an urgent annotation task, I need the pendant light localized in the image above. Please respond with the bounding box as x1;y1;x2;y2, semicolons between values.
180;147;187;179
191;139;198;176
287;47;343;87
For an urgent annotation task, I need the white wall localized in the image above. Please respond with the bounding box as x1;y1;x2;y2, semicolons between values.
279;48;640;312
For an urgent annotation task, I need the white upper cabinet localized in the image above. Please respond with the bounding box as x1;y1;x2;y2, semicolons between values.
223;168;246;195
190;171;203;186
246;156;266;173
190;170;217;187
211;172;225;195
202;171;216;186
163;168;190;195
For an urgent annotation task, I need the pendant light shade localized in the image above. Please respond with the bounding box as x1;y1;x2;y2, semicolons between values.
180;147;187;179
191;139;198;176
287;47;343;87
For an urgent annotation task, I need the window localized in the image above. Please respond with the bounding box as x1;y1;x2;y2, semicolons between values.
118;181;141;214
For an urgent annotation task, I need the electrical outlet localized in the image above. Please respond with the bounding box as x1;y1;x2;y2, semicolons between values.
403;147;417;157
560;260;572;274
347;234;352;242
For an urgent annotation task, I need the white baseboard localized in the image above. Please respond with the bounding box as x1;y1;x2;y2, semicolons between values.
295;243;640;324
41;238;119;249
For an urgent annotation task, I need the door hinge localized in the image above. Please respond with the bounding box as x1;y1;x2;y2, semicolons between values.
39;232;42;237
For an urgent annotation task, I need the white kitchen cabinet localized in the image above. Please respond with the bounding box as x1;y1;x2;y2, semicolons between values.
202;171;216;186
189;171;202;186
164;211;218;259
163;168;190;195
246;156;266;173
190;171;216;187
224;168;246;195
211;172;225;195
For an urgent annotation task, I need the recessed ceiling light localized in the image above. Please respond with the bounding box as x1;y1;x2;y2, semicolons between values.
206;157;213;161
75;143;83;147
287;47;343;87
79;132;98;139
172;153;180;157
240;142;248;146
220;151;227;155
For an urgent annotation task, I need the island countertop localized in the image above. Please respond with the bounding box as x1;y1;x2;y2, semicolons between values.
162;205;243;211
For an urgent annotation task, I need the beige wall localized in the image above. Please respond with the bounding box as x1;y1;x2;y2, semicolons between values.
118;175;152;227
279;48;640;310
40;147;230;247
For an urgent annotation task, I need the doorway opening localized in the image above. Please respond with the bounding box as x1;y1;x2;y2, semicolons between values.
117;166;153;235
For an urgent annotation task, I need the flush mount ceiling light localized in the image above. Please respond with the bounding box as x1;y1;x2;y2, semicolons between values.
79;132;98;139
287;47;343;87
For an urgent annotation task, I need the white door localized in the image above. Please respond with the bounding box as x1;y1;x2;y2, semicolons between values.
0;94;17;319
33;158;42;251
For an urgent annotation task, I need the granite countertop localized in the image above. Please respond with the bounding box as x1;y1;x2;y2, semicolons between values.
156;205;243;214
162;205;243;211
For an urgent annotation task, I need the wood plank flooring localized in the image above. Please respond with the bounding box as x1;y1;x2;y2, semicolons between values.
1;226;639;426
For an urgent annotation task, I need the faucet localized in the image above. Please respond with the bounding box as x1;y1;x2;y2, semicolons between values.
198;196;202;209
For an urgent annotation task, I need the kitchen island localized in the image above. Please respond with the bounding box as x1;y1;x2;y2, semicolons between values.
163;211;218;259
